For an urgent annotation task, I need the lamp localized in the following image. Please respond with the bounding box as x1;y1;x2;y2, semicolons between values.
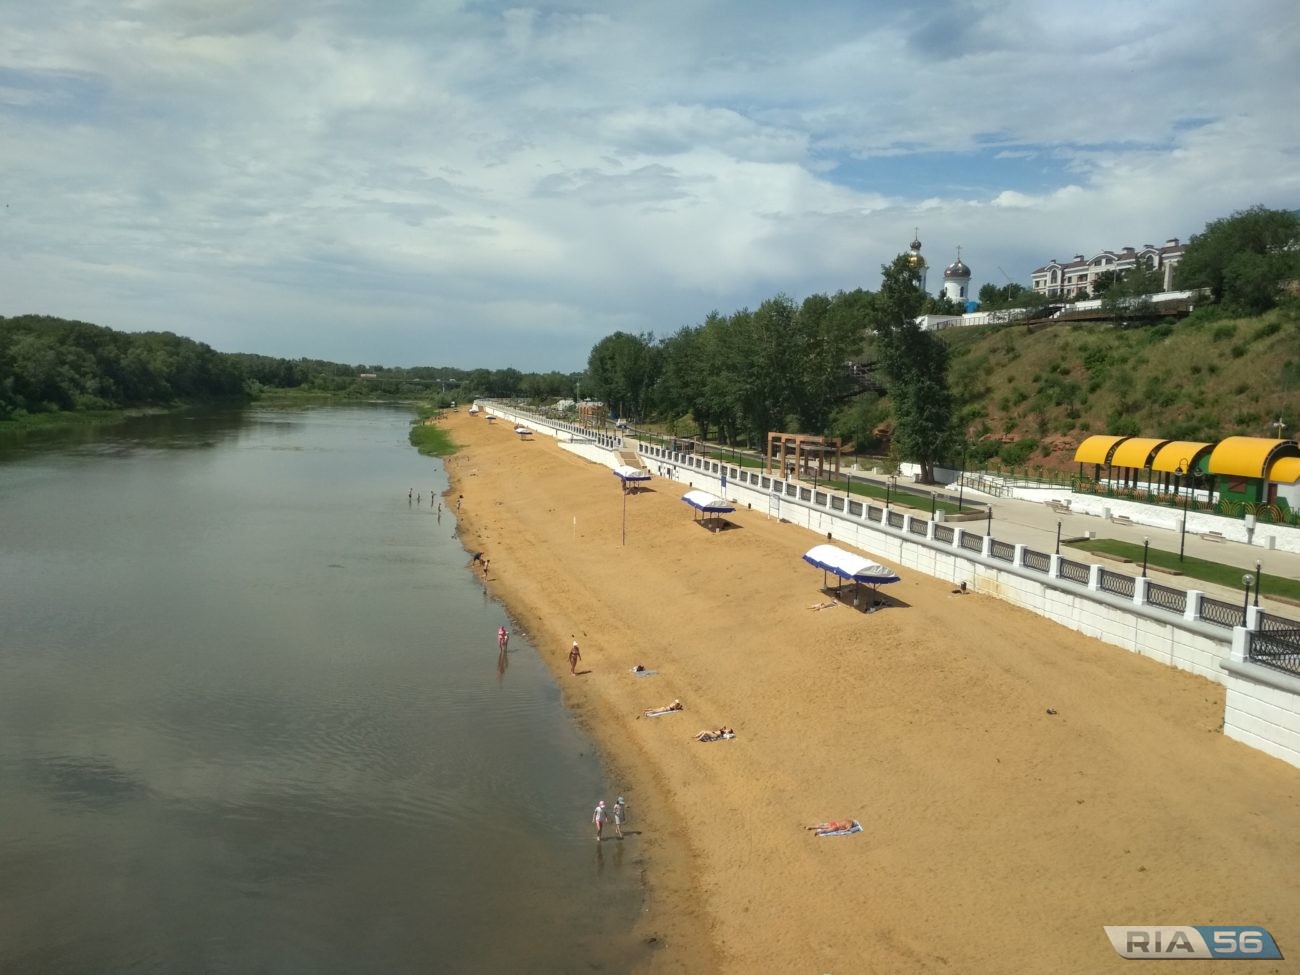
1242;573;1254;622
1174;458;1190;562
1142;537;1150;577
1055;519;1062;554
1255;561;1262;607
958;440;967;513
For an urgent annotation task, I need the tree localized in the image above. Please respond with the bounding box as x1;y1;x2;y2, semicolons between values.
585;331;660;420
920;292;963;316
1099;264;1165;326
1175;205;1300;313
977;282;1030;309
868;255;955;483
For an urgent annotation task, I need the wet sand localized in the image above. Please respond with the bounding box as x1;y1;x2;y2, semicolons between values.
441;410;1300;974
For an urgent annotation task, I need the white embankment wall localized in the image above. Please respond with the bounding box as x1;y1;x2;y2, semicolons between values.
479;403;1300;769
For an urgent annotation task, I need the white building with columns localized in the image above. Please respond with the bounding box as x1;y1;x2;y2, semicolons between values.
1032;238;1186;297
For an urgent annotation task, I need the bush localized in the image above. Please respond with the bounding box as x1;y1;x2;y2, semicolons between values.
999;438;1039;466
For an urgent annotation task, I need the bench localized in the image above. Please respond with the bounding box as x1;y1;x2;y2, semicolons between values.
1200;531;1227;543
1045;500;1072;514
1110;514;1135;526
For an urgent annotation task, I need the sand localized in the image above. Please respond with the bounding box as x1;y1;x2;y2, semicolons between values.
441;411;1300;974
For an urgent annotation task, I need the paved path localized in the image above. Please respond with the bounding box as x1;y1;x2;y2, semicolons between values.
895;476;1298;616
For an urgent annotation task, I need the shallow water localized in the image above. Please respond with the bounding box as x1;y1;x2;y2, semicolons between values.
0;406;644;973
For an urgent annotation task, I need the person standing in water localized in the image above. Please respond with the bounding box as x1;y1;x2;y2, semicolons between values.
612;796;626;839
592;800;606;842
498;626;509;651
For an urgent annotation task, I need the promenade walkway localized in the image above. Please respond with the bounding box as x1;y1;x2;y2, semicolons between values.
622;433;1297;617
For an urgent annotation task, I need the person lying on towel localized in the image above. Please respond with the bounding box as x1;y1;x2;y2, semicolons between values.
691;726;735;741
644;700;682;716
804;819;855;835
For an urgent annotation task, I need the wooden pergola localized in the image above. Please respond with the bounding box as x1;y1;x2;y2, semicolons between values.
765;432;842;481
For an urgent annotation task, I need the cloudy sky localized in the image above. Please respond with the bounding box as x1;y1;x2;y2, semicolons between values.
2;1;1298;370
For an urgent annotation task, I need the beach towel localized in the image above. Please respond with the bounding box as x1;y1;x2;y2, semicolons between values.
816;820;862;837
697;732;736;742
644;707;682;717
630;668;658;677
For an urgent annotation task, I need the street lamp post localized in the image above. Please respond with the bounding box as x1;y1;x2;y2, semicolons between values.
885;476;893;509
986;506;992;535
1242;573;1254;622
958;441;968;513
1142;537;1150;577
1055;519;1062;554
931;493;937;517
1255;561;1262;606
1175;458;1191;562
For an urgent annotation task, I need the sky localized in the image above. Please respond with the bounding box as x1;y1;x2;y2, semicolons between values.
2;1;1298;371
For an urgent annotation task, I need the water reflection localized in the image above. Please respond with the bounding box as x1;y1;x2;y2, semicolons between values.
0;405;644;974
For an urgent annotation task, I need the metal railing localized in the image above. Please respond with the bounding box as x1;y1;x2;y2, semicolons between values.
866;505;883;523
908;518;928;536
1146;581;1188;615
1199;596;1244;629
959;531;983;553
934;524;954;544
1098;568;1135;598
1022;548;1050;573
989;540;1016;562
1250;614;1300;676
1058;558;1090;585
886;511;904;529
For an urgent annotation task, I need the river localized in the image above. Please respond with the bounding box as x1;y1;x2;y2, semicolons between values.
0;405;645;973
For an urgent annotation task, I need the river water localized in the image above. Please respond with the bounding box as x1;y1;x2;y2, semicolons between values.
0;405;645;973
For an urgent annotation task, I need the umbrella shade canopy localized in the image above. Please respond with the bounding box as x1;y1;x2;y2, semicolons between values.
613;465;651;482
681;490;735;514
514;426;529;434
802;544;900;584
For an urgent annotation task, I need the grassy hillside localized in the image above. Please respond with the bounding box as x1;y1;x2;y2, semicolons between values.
941;303;1300;472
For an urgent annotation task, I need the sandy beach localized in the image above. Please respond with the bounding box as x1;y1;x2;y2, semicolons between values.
441;410;1300;974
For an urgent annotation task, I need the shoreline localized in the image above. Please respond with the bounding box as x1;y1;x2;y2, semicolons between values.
436;409;1300;974
442;445;715;974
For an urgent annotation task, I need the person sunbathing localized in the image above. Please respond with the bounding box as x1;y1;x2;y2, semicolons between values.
644;700;682;716
692;726;734;741
632;664;646;673
805;819;855;834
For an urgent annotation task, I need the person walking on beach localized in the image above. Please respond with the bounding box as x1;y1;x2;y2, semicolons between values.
612;796;626;839
593;800;606;842
498;625;509;651
568;637;582;676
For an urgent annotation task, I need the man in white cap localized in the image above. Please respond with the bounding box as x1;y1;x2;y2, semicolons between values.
592;799;606;842
612;796;626;839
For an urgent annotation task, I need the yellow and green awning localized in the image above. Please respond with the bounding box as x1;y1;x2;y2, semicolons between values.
1110;437;1170;469
1150;441;1213;474
1073;435;1129;466
1208;437;1297;479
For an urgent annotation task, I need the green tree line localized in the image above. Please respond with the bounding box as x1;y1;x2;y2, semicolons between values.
583;255;955;481
0;315;582;420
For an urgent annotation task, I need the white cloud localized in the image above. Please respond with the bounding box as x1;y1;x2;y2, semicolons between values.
0;0;1296;369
